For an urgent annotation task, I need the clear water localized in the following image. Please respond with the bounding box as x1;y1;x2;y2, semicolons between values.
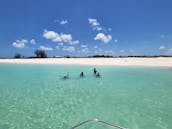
0;64;172;129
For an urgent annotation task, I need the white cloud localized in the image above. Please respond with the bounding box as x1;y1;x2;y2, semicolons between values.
88;18;102;31
159;45;166;50
52;35;62;42
12;39;28;49
43;29;79;45
30;39;36;44
88;18;112;32
40;46;53;51
88;18;100;26
70;40;80;45
82;47;89;54
81;44;87;48
94;33;112;43
12;42;25;49
60;33;72;42
80;44;89;54
43;30;58;39
54;19;68;25
59;20;68;25
94;26;102;31
21;39;28;44
62;46;75;52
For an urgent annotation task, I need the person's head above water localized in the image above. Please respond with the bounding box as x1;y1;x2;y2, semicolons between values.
63;73;69;79
96;72;100;78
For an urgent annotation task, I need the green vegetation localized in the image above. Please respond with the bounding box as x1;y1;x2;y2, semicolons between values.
88;55;113;58
14;53;22;58
34;50;47;58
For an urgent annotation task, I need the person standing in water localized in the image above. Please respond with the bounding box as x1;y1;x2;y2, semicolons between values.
93;68;97;75
80;72;85;77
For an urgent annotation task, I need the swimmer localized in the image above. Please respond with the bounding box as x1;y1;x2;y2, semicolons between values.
80;72;85;77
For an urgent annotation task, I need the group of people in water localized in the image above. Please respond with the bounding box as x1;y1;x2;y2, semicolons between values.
93;68;101;78
63;68;100;79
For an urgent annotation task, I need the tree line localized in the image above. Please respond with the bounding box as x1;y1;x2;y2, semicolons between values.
14;49;47;58
14;50;172;58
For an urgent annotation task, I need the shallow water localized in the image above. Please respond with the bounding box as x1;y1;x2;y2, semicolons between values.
0;64;172;129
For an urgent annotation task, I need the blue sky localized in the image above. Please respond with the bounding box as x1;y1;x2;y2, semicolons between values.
0;0;172;57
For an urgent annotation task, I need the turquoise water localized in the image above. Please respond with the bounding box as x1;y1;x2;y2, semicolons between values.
0;64;172;129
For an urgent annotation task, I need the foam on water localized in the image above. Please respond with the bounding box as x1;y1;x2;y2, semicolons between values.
0;64;172;129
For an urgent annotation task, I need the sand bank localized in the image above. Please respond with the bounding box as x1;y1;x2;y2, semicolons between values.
0;57;172;67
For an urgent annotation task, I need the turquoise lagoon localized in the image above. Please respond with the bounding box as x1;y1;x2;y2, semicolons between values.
0;64;172;129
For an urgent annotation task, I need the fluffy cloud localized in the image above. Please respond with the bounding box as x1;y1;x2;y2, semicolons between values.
59;20;68;25
30;39;36;44
70;40;80;45
54;19;68;25
94;33;112;43
88;18;102;31
82;47;89;54
43;30;57;39
12;39;28;49
12;39;36;48
40;46;53;51
80;44;89;54
81;47;90;54
159;45;166;50
43;29;79;45
81;44;87;48
60;33;72;42
88;18;112;32
88;18;99;26
62;46;75;52
159;46;172;55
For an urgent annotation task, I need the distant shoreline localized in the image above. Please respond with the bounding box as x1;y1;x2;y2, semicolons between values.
0;57;172;67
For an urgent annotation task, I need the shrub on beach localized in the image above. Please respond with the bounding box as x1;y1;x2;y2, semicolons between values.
14;53;22;58
34;49;47;58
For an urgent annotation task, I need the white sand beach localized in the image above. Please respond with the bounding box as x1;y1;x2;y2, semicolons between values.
0;57;172;67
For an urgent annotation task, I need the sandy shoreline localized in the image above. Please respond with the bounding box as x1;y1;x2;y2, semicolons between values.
0;57;172;67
